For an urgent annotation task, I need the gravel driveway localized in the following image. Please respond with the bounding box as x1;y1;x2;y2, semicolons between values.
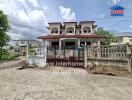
0;66;132;100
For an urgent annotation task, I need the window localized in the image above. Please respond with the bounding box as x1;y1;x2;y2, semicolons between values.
130;39;132;42
66;27;74;34
51;27;58;34
60;31;62;34
83;26;91;34
52;42;59;48
21;41;25;44
84;30;87;33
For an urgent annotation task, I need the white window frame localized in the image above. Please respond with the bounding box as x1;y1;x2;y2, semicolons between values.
66;27;74;34
83;26;91;34
51;27;58;34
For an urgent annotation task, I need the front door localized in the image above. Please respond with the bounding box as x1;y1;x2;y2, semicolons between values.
65;42;75;48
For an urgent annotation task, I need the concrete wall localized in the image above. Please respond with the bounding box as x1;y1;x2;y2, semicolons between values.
86;58;128;70
84;45;132;72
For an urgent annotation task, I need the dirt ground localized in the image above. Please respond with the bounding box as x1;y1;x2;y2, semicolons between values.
86;66;132;78
0;65;132;100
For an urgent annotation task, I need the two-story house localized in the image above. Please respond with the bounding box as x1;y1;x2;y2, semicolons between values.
38;21;105;49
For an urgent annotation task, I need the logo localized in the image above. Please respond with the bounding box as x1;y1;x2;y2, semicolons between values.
110;5;125;16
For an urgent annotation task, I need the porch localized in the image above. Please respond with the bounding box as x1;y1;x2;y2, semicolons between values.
46;38;101;49
37;34;105;49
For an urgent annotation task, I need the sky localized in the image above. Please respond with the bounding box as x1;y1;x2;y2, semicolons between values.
0;0;132;39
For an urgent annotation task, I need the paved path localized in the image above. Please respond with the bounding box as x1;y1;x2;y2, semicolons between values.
0;66;132;100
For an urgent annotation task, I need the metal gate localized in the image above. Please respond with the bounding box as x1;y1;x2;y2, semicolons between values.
47;46;84;68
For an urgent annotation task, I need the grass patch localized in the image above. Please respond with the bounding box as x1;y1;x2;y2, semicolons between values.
0;53;19;61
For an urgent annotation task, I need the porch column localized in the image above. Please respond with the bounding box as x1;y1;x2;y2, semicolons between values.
97;40;101;46
85;42;87;46
74;26;76;34
59;39;62;50
77;39;80;47
63;40;65;47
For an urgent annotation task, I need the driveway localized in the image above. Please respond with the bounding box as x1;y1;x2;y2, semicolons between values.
0;66;132;100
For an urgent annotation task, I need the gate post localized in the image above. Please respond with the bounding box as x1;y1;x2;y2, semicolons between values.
44;42;47;67
38;41;47;67
126;44;132;72
84;45;87;69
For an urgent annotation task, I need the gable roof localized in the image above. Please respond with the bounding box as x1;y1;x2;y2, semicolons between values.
110;5;124;10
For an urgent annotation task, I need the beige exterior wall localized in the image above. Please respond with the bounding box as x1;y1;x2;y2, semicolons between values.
64;23;76;34
111;36;132;45
49;24;61;34
80;23;93;34
48;22;95;35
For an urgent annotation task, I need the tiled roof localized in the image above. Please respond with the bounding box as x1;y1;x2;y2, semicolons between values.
80;21;95;24
38;34;106;40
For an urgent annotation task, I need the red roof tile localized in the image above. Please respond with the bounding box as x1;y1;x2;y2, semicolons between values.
38;34;106;40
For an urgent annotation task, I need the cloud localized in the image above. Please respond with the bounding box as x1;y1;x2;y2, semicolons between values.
43;5;49;12
100;14;105;18
28;0;39;8
0;0;48;40
129;25;132;29
111;0;121;4
59;6;76;21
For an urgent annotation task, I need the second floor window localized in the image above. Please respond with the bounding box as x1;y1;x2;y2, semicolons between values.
51;27;58;34
21;41;25;44
66;27;74;34
83;26;91;33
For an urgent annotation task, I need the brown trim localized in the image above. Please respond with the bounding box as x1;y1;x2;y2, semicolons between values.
48;22;62;25
80;21;95;24
63;22;77;24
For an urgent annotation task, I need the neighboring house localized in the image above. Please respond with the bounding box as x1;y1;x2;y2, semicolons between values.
13;38;41;55
38;21;106;49
111;32;132;45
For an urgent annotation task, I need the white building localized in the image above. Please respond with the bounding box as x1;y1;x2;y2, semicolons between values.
13;38;41;55
38;21;106;49
111;32;132;45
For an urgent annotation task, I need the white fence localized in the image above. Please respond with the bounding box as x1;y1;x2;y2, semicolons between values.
26;43;132;72
84;45;132;72
87;45;127;60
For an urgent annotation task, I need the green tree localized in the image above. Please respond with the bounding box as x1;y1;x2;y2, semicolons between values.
95;27;113;45
0;10;10;59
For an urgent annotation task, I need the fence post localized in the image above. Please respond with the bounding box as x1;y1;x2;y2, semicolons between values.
84;45;87;69
26;44;29;63
126;44;132;72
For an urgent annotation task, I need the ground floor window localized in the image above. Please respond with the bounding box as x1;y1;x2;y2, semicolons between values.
65;42;75;46
80;42;91;46
52;42;59;47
